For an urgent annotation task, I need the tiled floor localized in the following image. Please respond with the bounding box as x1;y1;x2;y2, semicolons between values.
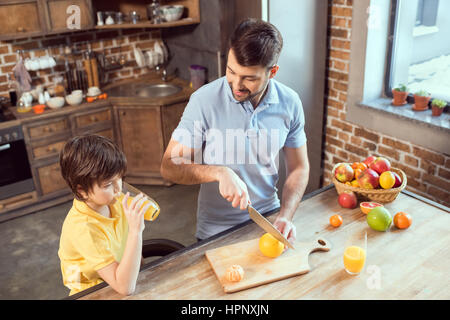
0;184;199;299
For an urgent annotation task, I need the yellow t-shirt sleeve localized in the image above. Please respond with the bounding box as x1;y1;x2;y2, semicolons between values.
74;223;117;271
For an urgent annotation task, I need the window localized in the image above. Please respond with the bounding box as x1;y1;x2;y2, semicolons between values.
386;0;450;102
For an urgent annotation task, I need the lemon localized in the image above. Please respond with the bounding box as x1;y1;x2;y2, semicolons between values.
379;171;395;189
259;233;284;258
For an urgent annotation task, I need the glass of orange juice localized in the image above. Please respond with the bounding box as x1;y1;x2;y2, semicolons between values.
343;231;367;275
119;192;160;222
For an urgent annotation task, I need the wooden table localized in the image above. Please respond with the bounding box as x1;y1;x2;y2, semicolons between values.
71;185;450;300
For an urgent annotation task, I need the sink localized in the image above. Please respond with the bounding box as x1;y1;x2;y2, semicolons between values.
105;83;182;98
136;84;182;98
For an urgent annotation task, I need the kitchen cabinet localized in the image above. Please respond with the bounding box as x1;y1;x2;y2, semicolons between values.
114;101;187;186
42;0;94;34
22;115;72;197
70;106;115;140
0;0;93;40
0;0;46;40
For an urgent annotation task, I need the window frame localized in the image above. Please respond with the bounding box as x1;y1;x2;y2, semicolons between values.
384;0;448;110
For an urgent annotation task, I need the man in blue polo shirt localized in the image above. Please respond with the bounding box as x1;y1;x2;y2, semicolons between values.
161;19;310;243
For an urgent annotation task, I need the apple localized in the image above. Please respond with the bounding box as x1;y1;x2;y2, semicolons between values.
392;172;402;188
363;156;376;167
369;157;391;174
338;191;357;209
357;168;380;189
334;164;354;183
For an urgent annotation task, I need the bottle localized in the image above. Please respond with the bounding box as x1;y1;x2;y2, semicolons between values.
7;73;17;106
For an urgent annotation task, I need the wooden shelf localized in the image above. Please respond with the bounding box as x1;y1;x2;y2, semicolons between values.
94;17;198;30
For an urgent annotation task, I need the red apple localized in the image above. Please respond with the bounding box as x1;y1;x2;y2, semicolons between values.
392;172;402;188
338;191;358;209
357;168;380;189
334;164;354;183
369;157;391;174
363;156;377;167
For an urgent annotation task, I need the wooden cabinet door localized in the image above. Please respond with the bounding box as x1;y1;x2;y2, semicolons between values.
0;0;45;40
36;160;68;195
117;107;164;174
43;0;93;33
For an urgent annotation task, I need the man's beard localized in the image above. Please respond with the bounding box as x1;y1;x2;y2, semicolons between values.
229;83;268;104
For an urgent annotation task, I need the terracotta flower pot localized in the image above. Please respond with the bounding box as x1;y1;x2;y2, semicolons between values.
431;105;444;117
413;95;431;111
392;89;408;106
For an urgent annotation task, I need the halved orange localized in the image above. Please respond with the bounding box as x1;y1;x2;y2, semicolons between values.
360;202;383;214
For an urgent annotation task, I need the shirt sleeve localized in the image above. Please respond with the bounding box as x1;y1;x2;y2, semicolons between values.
171;92;206;149
74;223;116;271
284;95;307;148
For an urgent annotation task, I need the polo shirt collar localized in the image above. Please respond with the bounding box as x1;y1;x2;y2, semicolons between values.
73;198;119;221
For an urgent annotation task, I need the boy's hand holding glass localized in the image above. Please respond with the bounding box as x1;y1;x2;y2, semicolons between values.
122;192;152;234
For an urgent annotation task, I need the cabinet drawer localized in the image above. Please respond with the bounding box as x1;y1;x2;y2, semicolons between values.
32;140;66;160
27;118;70;140
94;128;114;141
75;109;111;128
36;161;67;195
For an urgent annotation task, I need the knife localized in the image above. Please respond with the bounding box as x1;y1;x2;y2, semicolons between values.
247;205;294;250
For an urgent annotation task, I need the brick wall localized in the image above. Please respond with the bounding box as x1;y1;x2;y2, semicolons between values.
323;0;450;207
0;28;161;97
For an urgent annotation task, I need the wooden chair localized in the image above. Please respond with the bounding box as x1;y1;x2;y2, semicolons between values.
122;182;186;259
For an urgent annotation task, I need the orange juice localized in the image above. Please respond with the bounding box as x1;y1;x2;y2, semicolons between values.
125;196;160;221
343;246;366;274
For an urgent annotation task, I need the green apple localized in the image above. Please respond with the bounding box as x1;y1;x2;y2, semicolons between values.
367;207;392;231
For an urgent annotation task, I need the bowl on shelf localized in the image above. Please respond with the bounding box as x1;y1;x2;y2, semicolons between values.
160;5;184;22
46;97;65;109
65;93;83;106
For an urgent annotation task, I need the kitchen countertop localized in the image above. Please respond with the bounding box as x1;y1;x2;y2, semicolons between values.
70;185;450;300
8;74;194;123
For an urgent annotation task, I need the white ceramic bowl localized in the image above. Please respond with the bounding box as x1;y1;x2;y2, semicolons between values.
65;94;83;106
160;5;184;22
71;90;83;97
87;86;101;97
46;97;65;109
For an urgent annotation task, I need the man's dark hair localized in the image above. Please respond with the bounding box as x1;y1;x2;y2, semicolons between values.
229;18;283;68
59;134;127;200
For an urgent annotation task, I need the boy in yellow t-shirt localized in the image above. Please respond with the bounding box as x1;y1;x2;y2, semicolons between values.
58;134;154;296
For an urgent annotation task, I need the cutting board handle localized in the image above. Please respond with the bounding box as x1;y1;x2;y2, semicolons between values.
306;237;331;254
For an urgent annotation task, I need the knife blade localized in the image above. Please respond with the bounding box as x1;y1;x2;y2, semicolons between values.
247;205;294;250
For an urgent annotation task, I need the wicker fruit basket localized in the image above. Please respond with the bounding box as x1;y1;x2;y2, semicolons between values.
332;163;407;203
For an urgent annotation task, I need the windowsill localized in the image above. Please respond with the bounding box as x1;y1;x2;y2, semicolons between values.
360;98;450;132
413;25;439;37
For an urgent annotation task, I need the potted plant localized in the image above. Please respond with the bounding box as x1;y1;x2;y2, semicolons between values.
392;84;409;106
431;99;447;117
413;90;431;111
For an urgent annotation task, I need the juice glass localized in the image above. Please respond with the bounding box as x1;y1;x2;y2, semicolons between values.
343;231;367;275
120;192;160;222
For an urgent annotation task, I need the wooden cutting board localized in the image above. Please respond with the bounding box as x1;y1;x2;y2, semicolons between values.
205;236;331;293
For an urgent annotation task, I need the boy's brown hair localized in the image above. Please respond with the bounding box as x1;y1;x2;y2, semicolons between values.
59;134;127;200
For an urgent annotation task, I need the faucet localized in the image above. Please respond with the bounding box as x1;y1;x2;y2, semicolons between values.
155;64;168;82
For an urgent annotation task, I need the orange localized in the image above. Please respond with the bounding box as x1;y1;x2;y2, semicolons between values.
259;233;285;258
360;202;383;214
379;171;395;189
393;212;412;229
351;162;367;171
351;179;359;188
329;214;343;227
226;265;244;282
